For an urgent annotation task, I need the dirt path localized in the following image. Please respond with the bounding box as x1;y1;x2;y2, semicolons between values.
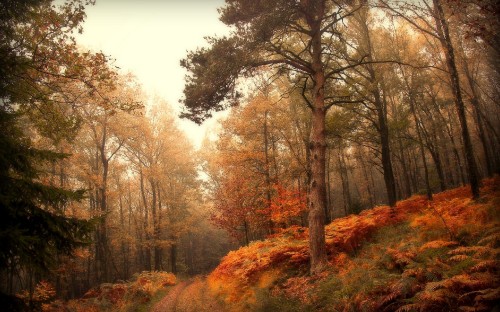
152;280;193;312
152;277;226;312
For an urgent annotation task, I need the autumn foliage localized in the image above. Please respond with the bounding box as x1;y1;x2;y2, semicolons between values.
41;271;176;311
207;178;500;311
268;184;307;228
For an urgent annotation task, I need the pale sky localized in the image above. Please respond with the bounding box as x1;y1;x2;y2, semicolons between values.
76;0;230;149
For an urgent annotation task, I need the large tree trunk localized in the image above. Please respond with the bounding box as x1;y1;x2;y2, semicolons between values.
433;0;480;199
308;107;328;274
305;1;328;275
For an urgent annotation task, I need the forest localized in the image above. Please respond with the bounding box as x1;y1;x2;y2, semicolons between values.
0;0;498;311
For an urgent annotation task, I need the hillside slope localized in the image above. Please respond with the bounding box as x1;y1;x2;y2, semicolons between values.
206;178;500;311
46;179;499;311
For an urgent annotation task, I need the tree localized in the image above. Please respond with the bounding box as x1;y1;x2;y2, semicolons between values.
0;0;104;305
380;0;480;199
346;6;398;206
181;0;368;274
0;109;94;309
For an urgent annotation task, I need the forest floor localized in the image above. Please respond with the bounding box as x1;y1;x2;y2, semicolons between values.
190;178;500;311
152;277;226;312
47;178;499;311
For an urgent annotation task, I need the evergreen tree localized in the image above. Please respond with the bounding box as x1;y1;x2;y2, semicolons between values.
0;109;95;309
0;0;95;309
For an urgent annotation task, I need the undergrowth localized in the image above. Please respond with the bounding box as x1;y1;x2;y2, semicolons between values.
208;177;500;312
42;271;176;311
38;178;500;311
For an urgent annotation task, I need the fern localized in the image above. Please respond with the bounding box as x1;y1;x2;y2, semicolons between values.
449;254;470;262
469;260;499;273
477;230;500;247
419;240;458;252
395;303;420;312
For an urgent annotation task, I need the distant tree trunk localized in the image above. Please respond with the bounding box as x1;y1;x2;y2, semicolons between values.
98;135;110;282
139;168;151;271
170;243;177;274
117;180;128;280
263;110;274;234
125;183;133;279
376;94;397;207
409;91;433;200
155;182;163;270
358;7;397;207
397;137;412;198
423;93;449;190
462;57;494;176
445;111;467;186
150;179;162;271
243;219;250;246
433;0;480;199
134;189;144;271
357;145;375;208
409;147;420;192
368;79;396;206
271;129;280;181
401;68;433;200
338;148;352;216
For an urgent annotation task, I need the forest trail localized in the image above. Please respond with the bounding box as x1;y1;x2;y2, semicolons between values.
152;277;225;312
152;280;193;312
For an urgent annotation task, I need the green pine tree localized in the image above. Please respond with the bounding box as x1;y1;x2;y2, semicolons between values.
0;109;95;309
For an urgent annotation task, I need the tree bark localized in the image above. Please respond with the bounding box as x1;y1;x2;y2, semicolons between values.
308;107;328;274
304;0;328;275
301;1;328;275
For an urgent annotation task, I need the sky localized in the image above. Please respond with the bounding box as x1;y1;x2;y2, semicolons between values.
76;0;230;149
